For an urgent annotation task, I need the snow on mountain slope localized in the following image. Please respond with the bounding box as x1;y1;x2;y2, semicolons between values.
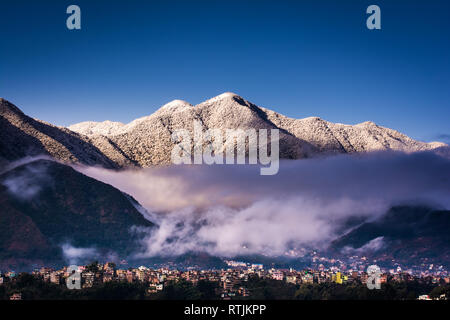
0;98;135;168
261;107;446;154
68;120;126;136
67;92;446;167
1;93;445;169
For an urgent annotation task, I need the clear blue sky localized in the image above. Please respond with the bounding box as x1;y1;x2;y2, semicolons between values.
1;0;449;142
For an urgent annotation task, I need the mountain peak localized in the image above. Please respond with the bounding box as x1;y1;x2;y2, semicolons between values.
216;92;240;99
0;98;24;116
202;92;243;104
160;99;192;110
357;121;377;127
68;120;126;136
154;99;193;117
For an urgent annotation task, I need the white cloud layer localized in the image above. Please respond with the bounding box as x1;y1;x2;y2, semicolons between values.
61;243;98;265
75;151;450;258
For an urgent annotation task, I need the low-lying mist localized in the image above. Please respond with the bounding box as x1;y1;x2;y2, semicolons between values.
75;151;450;258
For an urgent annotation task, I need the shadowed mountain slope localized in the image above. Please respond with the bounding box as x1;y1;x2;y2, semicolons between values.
0;159;154;271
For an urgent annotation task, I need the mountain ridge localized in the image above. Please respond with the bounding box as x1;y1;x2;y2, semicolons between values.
1;94;447;169
329;206;450;267
0;98;139;168
67;92;447;166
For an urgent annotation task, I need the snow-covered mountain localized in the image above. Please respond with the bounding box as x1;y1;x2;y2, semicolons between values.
0;98;132;168
67;92;446;167
68;120;126;136
1;94;446;169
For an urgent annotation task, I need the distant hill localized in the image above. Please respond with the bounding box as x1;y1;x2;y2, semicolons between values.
0;159;154;271
330;206;450;266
